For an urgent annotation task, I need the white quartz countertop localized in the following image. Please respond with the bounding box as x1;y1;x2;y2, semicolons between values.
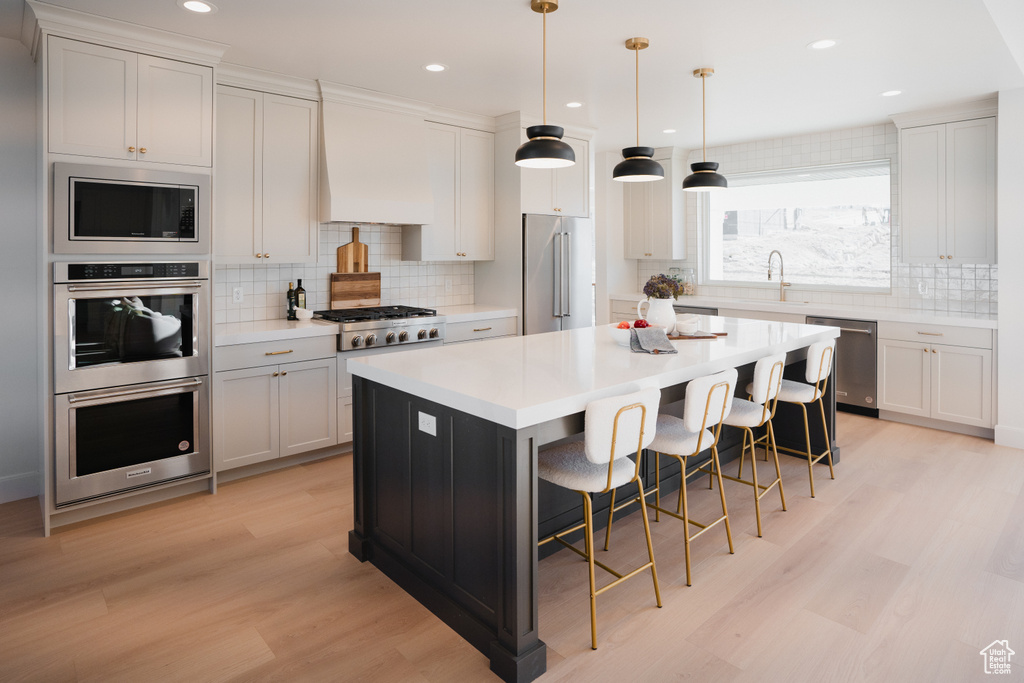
434;304;517;323
611;293;997;330
215;319;340;346
348;317;838;430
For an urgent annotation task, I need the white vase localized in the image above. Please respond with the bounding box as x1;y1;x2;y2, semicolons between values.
636;297;677;332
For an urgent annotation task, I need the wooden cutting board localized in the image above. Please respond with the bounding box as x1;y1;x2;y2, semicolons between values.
330;273;381;308
337;227;369;273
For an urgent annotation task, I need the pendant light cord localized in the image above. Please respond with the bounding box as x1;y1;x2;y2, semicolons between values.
701;73;707;162
635;46;640;147
542;9;547;125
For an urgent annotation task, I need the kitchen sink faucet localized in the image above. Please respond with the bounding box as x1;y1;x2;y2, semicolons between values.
767;250;791;302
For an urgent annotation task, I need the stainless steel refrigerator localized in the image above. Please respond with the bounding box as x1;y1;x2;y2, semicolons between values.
523;214;594;335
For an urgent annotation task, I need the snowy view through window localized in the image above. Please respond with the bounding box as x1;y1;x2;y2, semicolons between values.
706;161;891;290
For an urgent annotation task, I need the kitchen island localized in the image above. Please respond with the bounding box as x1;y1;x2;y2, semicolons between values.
347;317;839;682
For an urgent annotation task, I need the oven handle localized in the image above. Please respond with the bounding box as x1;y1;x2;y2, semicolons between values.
67;377;203;404
67;282;204;292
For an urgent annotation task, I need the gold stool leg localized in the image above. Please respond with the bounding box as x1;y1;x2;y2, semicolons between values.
817;397;835;480
680;461;692;587
603;488;617;552
654;452;661;523
801;403;816;498
581;492;598;650
737;427;749;479
769;419;787;511
713;445;735;554
747;427;762;538
636;478;662;608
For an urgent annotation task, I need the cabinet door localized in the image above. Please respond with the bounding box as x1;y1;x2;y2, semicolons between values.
554;136;589;217
877;339;930;417
900;124;945;264
136;55;213;166
623;182;653;258
214;366;280;470
521;168;555;215
47;37;137;160
214;86;262;262
261;94;319;264
338;396;354;444
459;128;495;260
420;123;460;260
931;344;992;427
279;358;338;457
946;118;996;265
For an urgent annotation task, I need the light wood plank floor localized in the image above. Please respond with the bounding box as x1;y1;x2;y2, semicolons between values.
2;414;1023;681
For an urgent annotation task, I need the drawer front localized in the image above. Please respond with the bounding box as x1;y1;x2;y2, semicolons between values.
611;299;637;319
215;335;336;371
877;321;992;349
446;317;518;344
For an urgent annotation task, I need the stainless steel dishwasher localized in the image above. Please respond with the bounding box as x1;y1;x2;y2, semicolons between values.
805;316;877;415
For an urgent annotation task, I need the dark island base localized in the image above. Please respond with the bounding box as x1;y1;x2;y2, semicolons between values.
349;358;838;683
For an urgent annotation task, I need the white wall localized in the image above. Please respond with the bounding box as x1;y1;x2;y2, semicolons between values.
0;37;40;502
996;88;1024;449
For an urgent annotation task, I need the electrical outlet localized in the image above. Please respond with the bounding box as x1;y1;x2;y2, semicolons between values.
444;279;452;293
418;411;437;437
232;287;244;303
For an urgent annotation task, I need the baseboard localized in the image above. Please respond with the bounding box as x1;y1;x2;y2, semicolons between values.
994;424;1024;450
0;471;39;504
878;411;994;439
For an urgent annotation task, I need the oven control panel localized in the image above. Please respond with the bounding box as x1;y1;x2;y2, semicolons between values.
67;262;200;280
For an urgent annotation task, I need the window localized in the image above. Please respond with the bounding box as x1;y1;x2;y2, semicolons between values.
703;160;891;290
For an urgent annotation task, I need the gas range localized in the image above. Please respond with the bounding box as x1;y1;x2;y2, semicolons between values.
314;306;445;351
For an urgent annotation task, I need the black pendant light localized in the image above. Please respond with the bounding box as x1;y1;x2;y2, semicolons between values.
515;0;576;169
613;37;663;182
682;67;728;192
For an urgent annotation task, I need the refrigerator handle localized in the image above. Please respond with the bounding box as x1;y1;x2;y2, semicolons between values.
553;232;563;317
563;231;571;317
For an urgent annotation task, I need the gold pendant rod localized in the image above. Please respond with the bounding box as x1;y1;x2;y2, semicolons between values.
635;46;640;147
542;9;547;125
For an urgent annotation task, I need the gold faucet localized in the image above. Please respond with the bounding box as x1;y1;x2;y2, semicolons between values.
767;250;791;302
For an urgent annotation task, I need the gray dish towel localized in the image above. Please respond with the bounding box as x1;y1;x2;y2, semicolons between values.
629;327;678;354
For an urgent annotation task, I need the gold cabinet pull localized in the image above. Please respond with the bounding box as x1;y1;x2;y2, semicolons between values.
917;331;943;336
272;371;280;377
128;146;136;153
139;147;147;153
265;349;294;356
473;327;492;332
256;253;263;258
264;253;269;259
939;255;945;259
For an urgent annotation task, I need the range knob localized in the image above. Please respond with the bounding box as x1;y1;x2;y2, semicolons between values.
365;333;377;347
417;329;427;340
429;328;440;339
350;335;363;348
398;330;409;342
385;332;397;344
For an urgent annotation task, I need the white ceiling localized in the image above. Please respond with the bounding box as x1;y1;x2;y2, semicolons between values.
4;0;1024;154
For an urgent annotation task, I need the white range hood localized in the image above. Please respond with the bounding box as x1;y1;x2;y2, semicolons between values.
319;82;434;225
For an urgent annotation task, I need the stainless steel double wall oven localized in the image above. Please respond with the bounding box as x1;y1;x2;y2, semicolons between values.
52;261;211;507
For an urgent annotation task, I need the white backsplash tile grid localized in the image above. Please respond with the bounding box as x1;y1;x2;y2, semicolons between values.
636;123;997;318
215;223;474;323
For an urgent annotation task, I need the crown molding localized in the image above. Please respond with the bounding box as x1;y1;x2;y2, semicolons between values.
217;63;320;100
22;0;228;64
890;95;999;129
424;106;495;133
318;80;433;117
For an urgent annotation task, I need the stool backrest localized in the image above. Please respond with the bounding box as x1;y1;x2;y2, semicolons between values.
751;352;787;405
683;368;737;434
584;387;661;465
804;340;836;384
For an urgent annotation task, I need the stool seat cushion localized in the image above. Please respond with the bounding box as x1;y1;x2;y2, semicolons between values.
774;378;820;404
723;397;769;429
539;442;637;493
648;414;714;457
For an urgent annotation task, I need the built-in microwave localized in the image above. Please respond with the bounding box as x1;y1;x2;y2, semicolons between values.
53;162;211;255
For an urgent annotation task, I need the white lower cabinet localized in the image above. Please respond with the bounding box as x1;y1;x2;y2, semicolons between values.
214;341;337;470
444;316;517;344
877;322;993;428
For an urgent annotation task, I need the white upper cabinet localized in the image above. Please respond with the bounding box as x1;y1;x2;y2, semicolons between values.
900;117;996;265
215;85;319;264
48;36;213;166
622;149;685;260
402;122;495;261
520;133;589;217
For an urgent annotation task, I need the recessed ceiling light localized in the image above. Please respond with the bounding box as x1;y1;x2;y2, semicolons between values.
662;129;676;134
178;0;217;13
423;64;447;72
566;102;582;108
807;39;837;50
881;90;902;97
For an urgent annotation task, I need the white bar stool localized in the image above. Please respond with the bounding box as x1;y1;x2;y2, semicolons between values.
537;387;663;650
720;353;788;537
773;340;836;497
645;368;737;587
